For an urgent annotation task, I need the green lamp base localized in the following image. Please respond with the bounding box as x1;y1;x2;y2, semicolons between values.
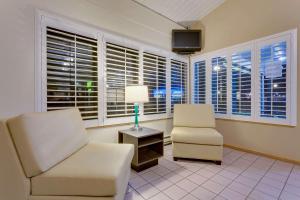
130;103;143;131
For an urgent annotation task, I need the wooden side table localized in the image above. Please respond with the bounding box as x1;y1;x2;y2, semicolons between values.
118;127;164;172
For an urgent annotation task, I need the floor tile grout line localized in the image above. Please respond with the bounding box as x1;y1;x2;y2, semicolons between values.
245;159;278;199
167;148;253;199
134;170;167;199
277;164;294;199
127;146;298;200
128;145;216;199
157;149;230;200
175;164;222;199
129;170;161;199
129;147;244;199
161;158;210;200
180;151;249;200
130;150;206;199
209;153;261;199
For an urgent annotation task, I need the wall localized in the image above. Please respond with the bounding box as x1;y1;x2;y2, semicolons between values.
0;0;182;138
192;0;300;162
89;118;173;143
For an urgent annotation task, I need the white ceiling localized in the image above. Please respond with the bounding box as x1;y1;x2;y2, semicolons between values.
134;0;225;27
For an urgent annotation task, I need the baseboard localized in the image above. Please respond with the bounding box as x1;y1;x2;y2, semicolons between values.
164;135;172;145
224;144;300;165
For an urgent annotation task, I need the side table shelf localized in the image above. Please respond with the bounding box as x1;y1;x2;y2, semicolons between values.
118;127;164;172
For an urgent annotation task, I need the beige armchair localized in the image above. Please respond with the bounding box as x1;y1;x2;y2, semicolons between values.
171;104;223;164
0;109;134;200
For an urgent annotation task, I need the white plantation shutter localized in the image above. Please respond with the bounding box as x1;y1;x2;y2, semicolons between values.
191;30;296;125
211;56;227;114
171;59;188;112
143;52;167;115
231;50;252;116
105;43;139;118
46;27;98;120
259;41;287;119
194;60;206;104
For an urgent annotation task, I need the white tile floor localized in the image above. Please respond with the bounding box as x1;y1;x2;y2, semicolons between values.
126;145;300;200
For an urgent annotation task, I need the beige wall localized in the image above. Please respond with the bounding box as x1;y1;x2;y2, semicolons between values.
0;0;181;138
192;0;300;162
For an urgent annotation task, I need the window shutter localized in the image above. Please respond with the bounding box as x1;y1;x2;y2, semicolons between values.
231;50;252;116
46;27;98;120
143;52;167;115
171;59;188;112
191;30;296;125
211;56;227;114
194;60;206;104
105;43;139;118
259;41;287;119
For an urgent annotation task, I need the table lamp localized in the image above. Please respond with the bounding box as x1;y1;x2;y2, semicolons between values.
125;85;149;130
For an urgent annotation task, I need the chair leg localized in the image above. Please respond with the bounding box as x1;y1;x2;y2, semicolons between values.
215;161;222;165
173;157;178;161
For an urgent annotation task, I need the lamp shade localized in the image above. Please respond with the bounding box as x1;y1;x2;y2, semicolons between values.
125;85;149;103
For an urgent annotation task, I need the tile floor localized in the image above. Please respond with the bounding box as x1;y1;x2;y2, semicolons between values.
125;145;300;200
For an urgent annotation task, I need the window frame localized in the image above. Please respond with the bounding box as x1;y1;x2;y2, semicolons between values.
35;11;189;128
191;30;297;126
35;12;102;128
254;34;293;125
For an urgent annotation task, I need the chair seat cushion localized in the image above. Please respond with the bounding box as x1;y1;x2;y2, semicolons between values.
171;127;223;145
31;142;134;197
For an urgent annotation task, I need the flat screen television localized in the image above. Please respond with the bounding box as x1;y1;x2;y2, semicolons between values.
172;30;201;54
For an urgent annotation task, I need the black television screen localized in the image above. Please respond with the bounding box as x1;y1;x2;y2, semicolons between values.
172;30;201;53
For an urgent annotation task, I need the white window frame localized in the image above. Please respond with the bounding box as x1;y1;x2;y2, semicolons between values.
35;11;102;128
191;29;297;126
35;11;189;128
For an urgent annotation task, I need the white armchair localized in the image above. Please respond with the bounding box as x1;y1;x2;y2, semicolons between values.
0;109;134;200
171;104;223;164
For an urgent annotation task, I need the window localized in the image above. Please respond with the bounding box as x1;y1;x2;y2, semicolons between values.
194;60;206;104
211;56;227;114
105;43;139;118
232;50;252;116
171;59;188;112
191;30;297;125
143;52;167;115
259;41;287;119
46;27;98;120
38;14;189;127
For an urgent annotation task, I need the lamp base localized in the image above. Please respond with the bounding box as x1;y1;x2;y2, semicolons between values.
130;126;143;131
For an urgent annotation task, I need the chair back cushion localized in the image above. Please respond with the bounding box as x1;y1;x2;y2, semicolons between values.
173;104;216;128
0;120;30;200
7;109;88;177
